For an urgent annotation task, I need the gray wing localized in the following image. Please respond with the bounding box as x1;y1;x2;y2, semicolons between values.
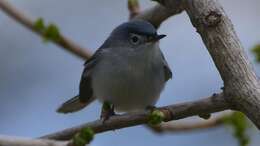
79;37;112;102
79;49;103;102
56;52;101;113
160;51;172;81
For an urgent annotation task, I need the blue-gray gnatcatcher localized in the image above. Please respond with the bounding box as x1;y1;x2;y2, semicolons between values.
57;20;172;116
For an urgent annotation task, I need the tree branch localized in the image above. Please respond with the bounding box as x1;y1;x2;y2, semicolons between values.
0;0;184;59
0;0;91;60
40;93;229;140
0;0;183;59
132;2;184;28
142;0;260;129
0;136;68;146
180;0;260;128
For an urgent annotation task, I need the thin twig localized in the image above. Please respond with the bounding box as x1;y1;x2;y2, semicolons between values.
147;111;233;133
128;0;141;19
0;0;92;60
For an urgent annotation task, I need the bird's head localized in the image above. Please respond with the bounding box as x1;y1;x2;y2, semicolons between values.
103;20;166;52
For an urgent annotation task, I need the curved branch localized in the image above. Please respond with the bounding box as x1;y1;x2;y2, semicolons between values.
148;119;221;133
0;0;91;60
40;93;229;140
147;112;233;133
133;2;184;28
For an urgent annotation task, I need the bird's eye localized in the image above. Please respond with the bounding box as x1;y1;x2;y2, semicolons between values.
130;34;141;45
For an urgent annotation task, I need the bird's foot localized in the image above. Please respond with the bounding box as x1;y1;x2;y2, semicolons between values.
100;101;115;122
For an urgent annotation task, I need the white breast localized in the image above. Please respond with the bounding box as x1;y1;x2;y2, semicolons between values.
91;46;166;112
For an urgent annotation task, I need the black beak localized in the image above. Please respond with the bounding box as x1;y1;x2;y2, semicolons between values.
155;34;167;40
148;34;167;42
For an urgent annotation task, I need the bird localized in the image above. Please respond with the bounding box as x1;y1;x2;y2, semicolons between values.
57;20;172;119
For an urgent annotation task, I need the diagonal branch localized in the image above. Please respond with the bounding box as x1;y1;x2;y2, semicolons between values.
0;0;184;60
0;0;91;60
40;93;229;140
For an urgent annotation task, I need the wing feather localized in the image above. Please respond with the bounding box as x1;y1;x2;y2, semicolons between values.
160;51;172;81
79;48;104;102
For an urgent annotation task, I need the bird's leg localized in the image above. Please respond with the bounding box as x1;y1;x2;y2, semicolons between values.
100;101;115;122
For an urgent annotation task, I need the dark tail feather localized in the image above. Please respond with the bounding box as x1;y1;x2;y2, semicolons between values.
57;96;89;114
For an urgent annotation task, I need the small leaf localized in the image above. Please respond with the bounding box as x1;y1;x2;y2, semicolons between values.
43;23;61;42
34;18;45;32
73;134;87;146
222;112;250;146
251;44;260;62
72;127;95;146
79;127;94;143
148;110;165;125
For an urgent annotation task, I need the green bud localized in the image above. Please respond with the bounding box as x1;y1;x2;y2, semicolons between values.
43;23;60;42
73;134;87;146
148;110;165;125
222;112;250;146
252;44;260;62
79;127;94;143
34;18;45;32
72;127;95;146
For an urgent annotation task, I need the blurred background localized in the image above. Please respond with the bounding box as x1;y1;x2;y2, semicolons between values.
0;0;259;146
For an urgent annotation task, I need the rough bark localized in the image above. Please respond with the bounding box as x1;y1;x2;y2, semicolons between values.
136;0;260;128
180;0;260;128
134;0;260;129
